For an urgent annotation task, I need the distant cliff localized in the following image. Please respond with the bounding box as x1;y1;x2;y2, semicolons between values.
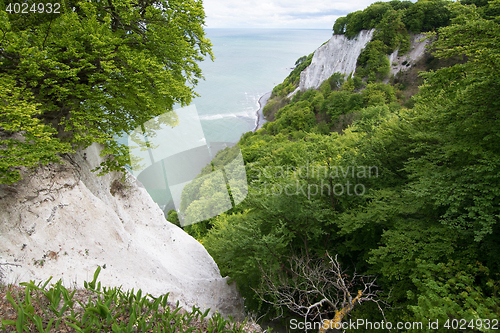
299;29;375;92
387;33;432;78
0;143;244;320
296;30;430;92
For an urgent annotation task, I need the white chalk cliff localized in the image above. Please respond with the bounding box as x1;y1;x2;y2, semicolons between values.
387;33;431;77
0;143;244;319
296;30;430;93
298;29;375;92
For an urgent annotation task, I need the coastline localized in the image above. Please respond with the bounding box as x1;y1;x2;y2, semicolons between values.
253;91;272;132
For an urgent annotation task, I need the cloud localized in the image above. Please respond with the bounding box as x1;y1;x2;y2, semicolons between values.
203;0;380;29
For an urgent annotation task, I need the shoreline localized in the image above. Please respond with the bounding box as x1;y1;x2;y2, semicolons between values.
253;91;272;132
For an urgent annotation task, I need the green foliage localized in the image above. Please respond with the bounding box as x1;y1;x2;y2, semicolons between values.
262;97;289;122
166;209;181;227
0;75;72;183
373;10;410;54
402;0;452;33
353;104;391;132
342;11;365;39
388;0;414;11
362;2;395;29
356;40;391;82
201;1;500;325
0;0;212;183
178;144;249;237
352;75;365;90
342;2;393;38
335;0;453;39
409;260;500;330
270;101;316;134
313;121;331;135
361;83;396;106
203;211;288;309
1;268;246;332
404;0;500;242
179;146;244;226
328;72;346;91
354;8;412;83
332;0;451;87
272;53;314;98
324;90;363;121
332;16;348;35
294;56;307;66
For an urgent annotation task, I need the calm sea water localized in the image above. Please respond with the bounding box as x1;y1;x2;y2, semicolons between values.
194;29;332;143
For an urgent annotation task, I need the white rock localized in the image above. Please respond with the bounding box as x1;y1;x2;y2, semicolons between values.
297;30;430;93
0;143;244;320
299;29;375;91
387;33;431;78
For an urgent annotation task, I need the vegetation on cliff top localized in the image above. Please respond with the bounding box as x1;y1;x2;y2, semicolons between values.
0;0;212;184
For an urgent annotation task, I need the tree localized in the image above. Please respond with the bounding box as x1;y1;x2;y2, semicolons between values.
273;101;316;133
344;11;365;39
332;16;347;35
356;41;391;82
256;253;388;331
0;0;212;182
362;0;500;320
402;0;452;33
362;2;393;28
373;10;410;54
406;0;500;242
195;0;500;326
325;90;360;121
0;75;72;183
409;260;500;329
166;209;181;227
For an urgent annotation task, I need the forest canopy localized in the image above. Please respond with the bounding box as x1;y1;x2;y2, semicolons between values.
177;0;500;328
333;0;452;37
0;0;212;184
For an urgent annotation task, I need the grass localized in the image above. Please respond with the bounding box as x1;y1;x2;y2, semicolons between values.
0;267;259;333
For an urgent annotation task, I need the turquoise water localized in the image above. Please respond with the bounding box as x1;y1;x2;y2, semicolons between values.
194;29;332;143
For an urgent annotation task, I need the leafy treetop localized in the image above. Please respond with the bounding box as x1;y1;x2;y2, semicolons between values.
333;0;452;38
0;0;212;183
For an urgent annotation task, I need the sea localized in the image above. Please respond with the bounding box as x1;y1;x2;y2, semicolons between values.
194;29;333;143
125;29;333;214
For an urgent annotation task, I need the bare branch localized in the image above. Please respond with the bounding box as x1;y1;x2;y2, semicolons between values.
255;252;390;331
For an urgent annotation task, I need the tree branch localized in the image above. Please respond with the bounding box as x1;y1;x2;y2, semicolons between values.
255;252;389;331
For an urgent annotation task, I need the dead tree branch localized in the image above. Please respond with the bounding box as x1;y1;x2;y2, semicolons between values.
255;252;389;332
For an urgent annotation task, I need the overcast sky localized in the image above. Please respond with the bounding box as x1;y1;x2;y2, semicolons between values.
203;0;380;29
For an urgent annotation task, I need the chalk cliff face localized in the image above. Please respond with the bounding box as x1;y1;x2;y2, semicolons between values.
298;29;375;92
0;144;244;319
387;33;431;77
297;30;429;93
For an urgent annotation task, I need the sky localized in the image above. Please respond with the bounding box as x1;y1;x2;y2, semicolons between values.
203;0;382;29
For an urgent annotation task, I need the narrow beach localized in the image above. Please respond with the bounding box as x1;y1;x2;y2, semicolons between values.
253;92;272;132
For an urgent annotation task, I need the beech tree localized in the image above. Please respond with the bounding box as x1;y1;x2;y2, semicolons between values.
0;0;212;183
